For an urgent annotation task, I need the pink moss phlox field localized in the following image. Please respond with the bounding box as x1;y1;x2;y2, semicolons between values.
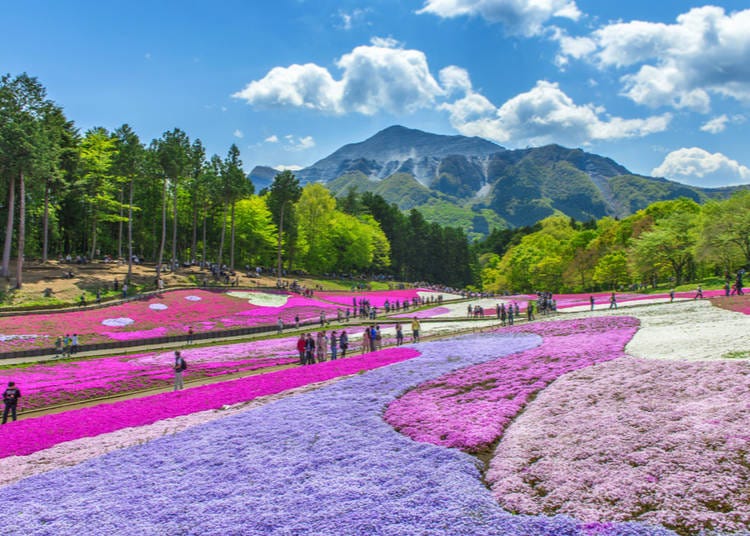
488;358;750;535
384;316;639;453
554;289;727;309
0;346;420;458
0;336;309;410
0;289;341;350
391;306;451;319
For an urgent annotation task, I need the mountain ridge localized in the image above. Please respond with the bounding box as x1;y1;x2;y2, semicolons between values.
250;125;745;237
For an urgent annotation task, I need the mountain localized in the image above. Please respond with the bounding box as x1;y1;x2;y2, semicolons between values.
250;125;745;237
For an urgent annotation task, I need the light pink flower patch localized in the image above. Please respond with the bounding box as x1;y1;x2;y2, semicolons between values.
148;303;168;311
488;357;750;535
101;318;134;327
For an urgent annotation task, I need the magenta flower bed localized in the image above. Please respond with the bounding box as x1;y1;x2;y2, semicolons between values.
554;289;727;309
0;336;312;409
488;357;750;535
391;306;451;319
0;289;341;350
316;288;444;307
384;316;639;453
0;346;420;458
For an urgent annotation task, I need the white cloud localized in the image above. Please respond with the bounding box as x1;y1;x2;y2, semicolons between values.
441;80;671;146
560;6;750;111
265;135;279;143
281;135;316;151
652;147;750;187
700;114;746;134
233;129;244;139
417;0;581;36
232;39;443;116
273;164;304;171
337;8;370;30
439;66;472;95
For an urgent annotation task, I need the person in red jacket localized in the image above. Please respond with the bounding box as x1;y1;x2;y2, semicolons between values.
297;334;306;365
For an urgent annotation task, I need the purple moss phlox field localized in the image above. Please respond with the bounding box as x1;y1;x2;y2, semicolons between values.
0;332;672;535
384;316;639;453
488;358;750;535
0;289;341;350
0;347;420;458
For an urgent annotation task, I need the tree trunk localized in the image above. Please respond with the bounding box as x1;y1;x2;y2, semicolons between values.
229;201;236;271
89;207;98;261
2;173;15;277
42;178;49;263
117;186;124;260
15;170;25;289
276;203;285;281
191;201;198;264
156;178;167;281
201;205;207;271
127;176;134;283
217;202;227;271
172;180;178;271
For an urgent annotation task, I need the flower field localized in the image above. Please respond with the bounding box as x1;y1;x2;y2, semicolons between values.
0;289;352;351
384;316;639;452
2;295;750;534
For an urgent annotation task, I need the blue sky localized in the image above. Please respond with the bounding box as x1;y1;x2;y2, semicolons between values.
2;0;749;187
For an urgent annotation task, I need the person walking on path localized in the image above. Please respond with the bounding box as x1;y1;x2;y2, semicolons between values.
297;334;306;364
304;333;315;365
277;317;284;334
411;317;421;343
609;292;618;309
362;327;371;354
173;351;187;391
395;324;404;345
187;327;194;344
2;381;21;424
694;285;704;299
669;289;675;303
339;331;349;359
330;331;338;361
54;336;63;357
589;296;595;311
71;333;79;354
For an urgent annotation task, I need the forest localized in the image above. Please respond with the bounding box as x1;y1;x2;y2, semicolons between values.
1;73;748;293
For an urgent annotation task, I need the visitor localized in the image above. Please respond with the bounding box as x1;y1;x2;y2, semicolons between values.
121;282;128;299
362;327;371;354
79;293;86;307
507;306;514;326
187;327;194;344
411;317;421;343
395;324;403;345
375;326;382;350
669;289;675;302
609;292;617;309
2;381;21;424
294;314;300;329
316;331;327;363
173;351;187;391
95;288;101;305
304;333;315;365
297;334;306;364
527;301;535;321
71;333;79;354
330;331;338;360
589;296;595;311
277;317;284;334
63;334;71;358
339;331;349;358
369;325;377;352
54;336;62;357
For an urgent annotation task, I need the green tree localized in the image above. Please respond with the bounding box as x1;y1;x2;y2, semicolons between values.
78;127;118;262
593;250;630;290
266;170;302;280
698;191;750;272
630;211;699;286
297;183;336;272
113;124;144;282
